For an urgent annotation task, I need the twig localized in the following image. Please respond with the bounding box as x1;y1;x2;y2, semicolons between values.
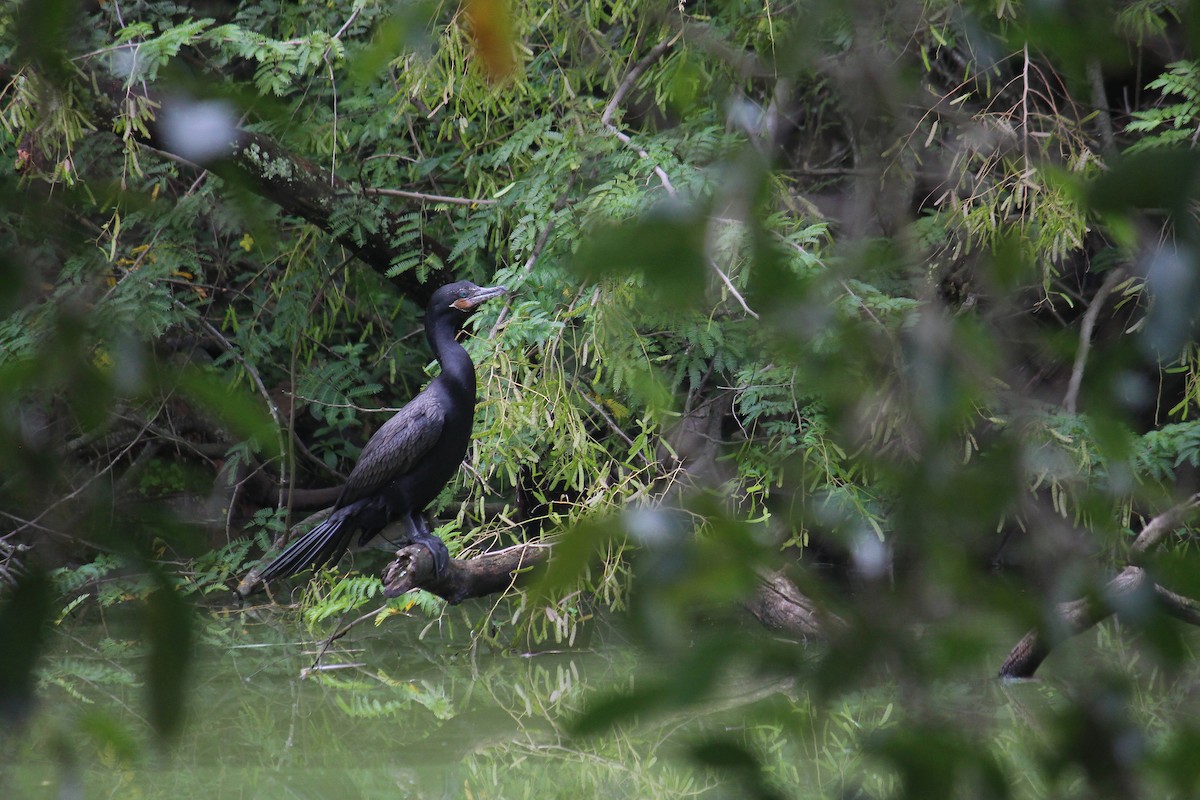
600;36;680;198
709;259;759;319
1063;268;1126;414
601;35;679;125
604;126;677;197
330;3;363;43
489;177;578;336
578;389;652;466
306;603;389;674
362;187;496;206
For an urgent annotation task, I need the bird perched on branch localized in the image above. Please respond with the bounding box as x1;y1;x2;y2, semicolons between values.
242;280;506;596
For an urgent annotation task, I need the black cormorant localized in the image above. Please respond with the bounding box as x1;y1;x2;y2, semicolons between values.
253;280;506;587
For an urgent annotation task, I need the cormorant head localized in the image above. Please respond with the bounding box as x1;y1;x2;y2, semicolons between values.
431;281;508;319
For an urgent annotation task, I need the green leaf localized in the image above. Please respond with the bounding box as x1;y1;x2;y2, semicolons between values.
172;366;281;459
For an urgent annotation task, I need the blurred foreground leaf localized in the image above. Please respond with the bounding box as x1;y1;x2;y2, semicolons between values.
573;207;708;310
0;568;52;725
143;574;193;742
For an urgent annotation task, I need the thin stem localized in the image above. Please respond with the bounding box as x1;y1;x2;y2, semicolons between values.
362;187;496;206
1064;268;1125;414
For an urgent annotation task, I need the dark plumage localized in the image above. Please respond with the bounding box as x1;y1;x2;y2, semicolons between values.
254;280;506;587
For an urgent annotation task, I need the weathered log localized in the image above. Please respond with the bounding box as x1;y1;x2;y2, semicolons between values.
742;570;838;640
381;541;552;604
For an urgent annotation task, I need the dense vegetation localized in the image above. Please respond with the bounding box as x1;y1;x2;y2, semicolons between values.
6;0;1200;795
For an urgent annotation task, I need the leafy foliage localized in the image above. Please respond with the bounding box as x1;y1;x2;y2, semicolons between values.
1126;60;1200;152
6;0;1200;795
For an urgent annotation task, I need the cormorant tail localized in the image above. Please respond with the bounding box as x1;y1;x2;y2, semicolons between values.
258;509;356;583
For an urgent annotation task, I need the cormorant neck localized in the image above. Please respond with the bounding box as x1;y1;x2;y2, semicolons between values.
427;313;475;394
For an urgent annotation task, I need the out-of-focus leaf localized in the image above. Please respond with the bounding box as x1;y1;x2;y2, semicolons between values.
14;0;78;82
0;568;52;724
688;738;786;800
530;519;619;601
79;709;140;762
572;634;735;735
1087;149;1200;215
464;0;514;81
868;723;1009;800
573;206;708;310
570;685;660;736
1155;722;1200;794
143;575;193;742
1000;0;1123;79
172;366;280;459
349;3;437;84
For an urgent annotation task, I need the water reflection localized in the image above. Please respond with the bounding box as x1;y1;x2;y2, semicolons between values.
2;602;1193;799
2;603;723;798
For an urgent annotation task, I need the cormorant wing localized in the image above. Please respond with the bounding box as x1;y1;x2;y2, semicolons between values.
338;389;446;505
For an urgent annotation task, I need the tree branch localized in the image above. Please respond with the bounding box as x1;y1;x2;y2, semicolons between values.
998;494;1200;679
0;61;456;304
381;541;552;604
742;570;840;640
600;37;679;198
1063;268;1125;414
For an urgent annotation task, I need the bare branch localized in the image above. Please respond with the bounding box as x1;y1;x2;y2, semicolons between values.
601;35;679;126
1130;492;1200;555
363;187;497;206
1063;268;1126;414
710;258;759;319
999;493;1200;679
600;36;680;198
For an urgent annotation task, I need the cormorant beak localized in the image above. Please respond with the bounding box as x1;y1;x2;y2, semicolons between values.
452;285;507;311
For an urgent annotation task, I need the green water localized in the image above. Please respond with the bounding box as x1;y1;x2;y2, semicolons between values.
2;599;1194;799
3;602;733;798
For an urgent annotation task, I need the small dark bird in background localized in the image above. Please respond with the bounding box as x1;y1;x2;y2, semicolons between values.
246;280;506;594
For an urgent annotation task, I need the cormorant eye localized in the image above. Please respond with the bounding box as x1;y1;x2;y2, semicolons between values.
458;289;469;298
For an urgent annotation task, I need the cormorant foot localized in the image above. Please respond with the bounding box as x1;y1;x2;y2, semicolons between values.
411;529;450;578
